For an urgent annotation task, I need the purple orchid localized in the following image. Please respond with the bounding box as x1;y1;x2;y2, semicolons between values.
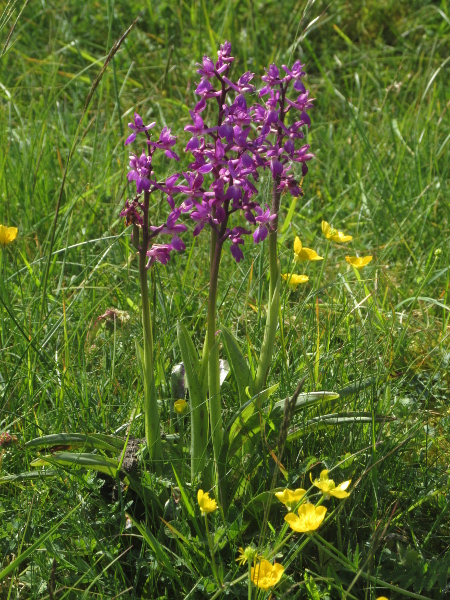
122;41;315;266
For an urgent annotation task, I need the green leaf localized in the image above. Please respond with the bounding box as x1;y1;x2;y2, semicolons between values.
272;390;340;412
177;321;208;481
243;488;285;514
0;470;60;484
172;465;195;518
172;465;203;539
25;433;124;452
228;384;279;443
30;452;128;483
224;389;341;460
254;273;280;393
338;377;375;398
221;326;254;403
287;412;392;442
135;340;144;379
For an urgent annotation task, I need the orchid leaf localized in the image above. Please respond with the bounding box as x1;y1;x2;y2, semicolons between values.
177;321;208;480
287;412;393;442
0;470;60;484
254;271;280;392
25;433;124;452
135;340;144;379
272;390;340;413
338;377;375;398
221;326;254;403
30;452;128;483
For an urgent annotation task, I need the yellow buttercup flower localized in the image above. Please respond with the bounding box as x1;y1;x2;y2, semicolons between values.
173;399;188;414
345;255;373;269
321;220;352;243
311;469;351;499
0;225;18;247
197;489;218;515
284;503;327;533
275;488;306;510
282;273;309;290
293;236;323;262
376;597;389;600
251;559;284;590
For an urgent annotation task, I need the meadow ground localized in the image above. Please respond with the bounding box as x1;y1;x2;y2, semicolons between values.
0;0;449;598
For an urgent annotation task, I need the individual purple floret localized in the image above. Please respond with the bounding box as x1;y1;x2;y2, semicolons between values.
228;227;251;263
146;244;176;267
127;152;152;194
148;127;180;160
253;206;276;243
125;113;156;145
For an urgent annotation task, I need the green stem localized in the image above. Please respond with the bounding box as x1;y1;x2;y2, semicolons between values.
210;573;247;600
254;235;280;394
248;561;252;600
177;414;184;456
254;86;286;393
204;514;219;585
207;229;224;495
139;190;161;469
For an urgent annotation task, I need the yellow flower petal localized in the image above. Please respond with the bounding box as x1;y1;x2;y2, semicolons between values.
345;255;373;269
0;225;18;247
321;220;331;237
275;488;306;509
293;236;323;262
294;236;303;255
173;399;188;414
312;470;351;498
282;273;309;290
251;559;284;590
321;220;352;243
197;489;218;515
284;504;327;533
330;479;351;499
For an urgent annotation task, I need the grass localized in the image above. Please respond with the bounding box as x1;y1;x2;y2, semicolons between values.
0;0;449;597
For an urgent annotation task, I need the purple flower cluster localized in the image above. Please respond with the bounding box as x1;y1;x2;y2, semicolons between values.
121;41;314;266
120;115;186;268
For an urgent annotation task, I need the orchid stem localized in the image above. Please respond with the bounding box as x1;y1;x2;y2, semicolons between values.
139;190;162;470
